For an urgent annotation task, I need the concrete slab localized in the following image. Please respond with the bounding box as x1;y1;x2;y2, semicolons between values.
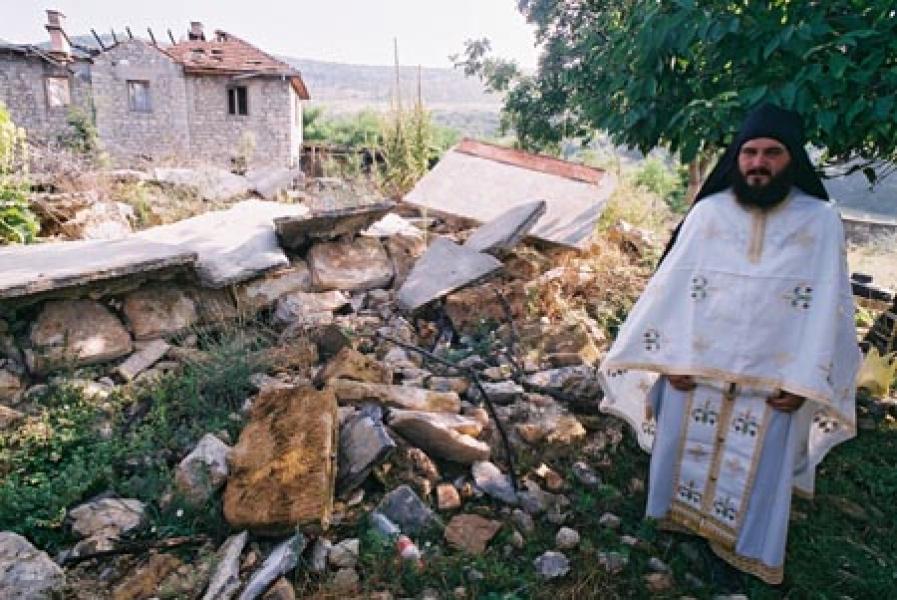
151;167;251;202
275;202;394;251
397;237;502;312
464;200;546;255
0;238;195;302
245;166;303;201
405;140;615;249
137;200;307;288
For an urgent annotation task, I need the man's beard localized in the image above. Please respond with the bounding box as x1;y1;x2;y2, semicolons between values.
731;164;795;209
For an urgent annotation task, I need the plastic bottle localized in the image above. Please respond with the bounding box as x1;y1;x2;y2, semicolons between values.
396;534;423;569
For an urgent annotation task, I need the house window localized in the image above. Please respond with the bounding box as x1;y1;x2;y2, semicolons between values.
127;80;151;112
228;86;248;116
45;76;70;107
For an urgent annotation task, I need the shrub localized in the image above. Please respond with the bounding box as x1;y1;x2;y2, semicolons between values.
0;102;38;244
59;107;100;155
632;157;689;214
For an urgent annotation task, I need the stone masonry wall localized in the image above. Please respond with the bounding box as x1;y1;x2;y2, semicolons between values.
185;76;295;168
0;51;92;142
90;40;191;165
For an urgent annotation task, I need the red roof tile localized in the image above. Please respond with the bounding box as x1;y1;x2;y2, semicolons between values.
162;30;309;98
455;138;605;185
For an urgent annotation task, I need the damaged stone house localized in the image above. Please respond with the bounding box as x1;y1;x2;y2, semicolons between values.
0;10;310;168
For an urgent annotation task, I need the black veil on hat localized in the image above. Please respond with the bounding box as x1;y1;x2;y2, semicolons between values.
658;103;829;265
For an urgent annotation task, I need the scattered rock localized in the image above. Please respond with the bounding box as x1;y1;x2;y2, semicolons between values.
175;433;231;505
307;237;394;291
597;551;628;574
238;534;306;600
235;263;312;311
540;321;602;366
0;531;65;599
69;497;146;541
310;538;331;573
444;514;502;555
599;512;622;530
571;461;601;488
331;379;460;412
644;572;675;593
116;338;170;382
330;567;360;594
470;380;524;404
0;368;24;404
337;404;396;497
273;290;349;326
555;527;580;550
533;551;570;579
245;166;302;201
436;483;462;511
387;410;491;464
317;347;391;386
28;300;133;374
224;388;338;535
386;232;427;289
471;461;518;505
112;553;182;600
534;463;566;492
328;538;360;569
203;530;248;600
375;485;440;534
427;376;470;394
510;509;535;535
647;557;671;573
0;405;24;430
122;284;198;340
261;577;296;600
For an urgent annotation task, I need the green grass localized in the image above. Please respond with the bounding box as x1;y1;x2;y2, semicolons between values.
0;328;268;552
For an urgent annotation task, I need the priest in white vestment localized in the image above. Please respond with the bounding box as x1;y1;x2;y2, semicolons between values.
598;104;861;584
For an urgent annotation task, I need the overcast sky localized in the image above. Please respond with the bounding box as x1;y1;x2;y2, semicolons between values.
2;0;541;68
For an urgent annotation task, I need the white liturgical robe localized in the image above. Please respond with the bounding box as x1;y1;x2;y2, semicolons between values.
598;188;861;584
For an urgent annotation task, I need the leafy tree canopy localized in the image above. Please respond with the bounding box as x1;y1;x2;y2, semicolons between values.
456;0;897;179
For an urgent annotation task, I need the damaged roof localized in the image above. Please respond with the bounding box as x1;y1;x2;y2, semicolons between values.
163;30;309;98
404;139;616;249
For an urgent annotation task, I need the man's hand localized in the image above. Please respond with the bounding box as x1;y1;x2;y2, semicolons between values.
767;390;805;413
667;374;696;391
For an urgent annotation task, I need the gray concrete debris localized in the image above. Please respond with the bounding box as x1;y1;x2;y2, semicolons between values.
0;237;195;303
471;461;518;505
533;550;570;579
526;366;596;392
274;202;394;250
203;530;248;600
122;284;198;340
386;410;490;464
137;200;306;287
397;237;503;312
64;201;134;240
0;531;65;599
245;166;303;201
307;237;394;291
175;433;232;505
464;200;546;255
238;533;306;600
469;380;524;405
116;339;170;382
571;461;601;488
597;551;628;574
337;404;397;497
151;167;251;202
375;485;441;534
27;300;133;375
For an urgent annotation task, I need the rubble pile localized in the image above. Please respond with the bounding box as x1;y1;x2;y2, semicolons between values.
0;181;673;598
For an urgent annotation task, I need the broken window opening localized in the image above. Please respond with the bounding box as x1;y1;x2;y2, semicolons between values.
228;86;248;116
127;80;151;112
45;76;71;107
